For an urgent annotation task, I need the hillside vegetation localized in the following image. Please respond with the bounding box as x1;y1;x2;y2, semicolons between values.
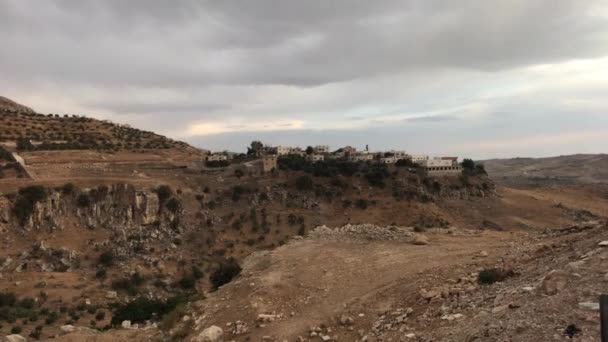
0;97;191;152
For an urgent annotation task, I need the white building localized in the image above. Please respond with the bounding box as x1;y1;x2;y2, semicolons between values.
380;156;398;164
352;153;374;162
422;158;454;168
390;150;409;159
307;154;325;162
206;154;228;162
276;146;292;155
411;154;430;164
314;145;330;154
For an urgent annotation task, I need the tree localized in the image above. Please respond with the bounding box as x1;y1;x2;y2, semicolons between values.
247;141;264;156
295;175;314;191
461;158;476;171
305;146;314;155
234;169;244;179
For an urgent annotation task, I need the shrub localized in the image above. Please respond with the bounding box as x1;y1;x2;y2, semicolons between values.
295;175;314;191
110;296;186;326
478;267;514;285
178;275;196;290
11;325;22;334
154;185;173;204
355;199;369;210
95;268;107;279
29;326;42;340
98;251;114;267
95;311;105;321
234;169;244;179
61;183;75;194
13;186;47;225
76;193;91;207
165;198;181;213
210;259;242;290
191;265;204;280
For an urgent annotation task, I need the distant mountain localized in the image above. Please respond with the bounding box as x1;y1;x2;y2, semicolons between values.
482;154;608;185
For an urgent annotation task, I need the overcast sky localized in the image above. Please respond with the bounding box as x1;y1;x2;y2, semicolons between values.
1;0;608;159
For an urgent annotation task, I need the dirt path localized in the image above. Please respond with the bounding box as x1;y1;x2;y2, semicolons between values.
193;229;518;340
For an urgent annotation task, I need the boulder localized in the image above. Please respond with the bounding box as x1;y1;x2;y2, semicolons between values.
121;320;131;329
540;270;568;295
412;234;429;245
2;335;27;342
105;291;118;300
60;325;76;334
192;326;224;342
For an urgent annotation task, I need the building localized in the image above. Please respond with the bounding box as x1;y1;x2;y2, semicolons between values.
314;145;330;154
380;156;398;164
206;154;228;162
411;154;429;164
390;150;409;159
276;146;292;155
351;153;374;162
307;154;325;162
342;146;357;154
262;155;278;173
420;157;462;176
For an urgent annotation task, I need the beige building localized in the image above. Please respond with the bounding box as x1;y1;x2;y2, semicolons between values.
307;154;325;162
314;145;330;154
206;154;228;162
411;154;430;164
380;156;398;164
276;146;292;155
262;155;278;173
352;153;374;162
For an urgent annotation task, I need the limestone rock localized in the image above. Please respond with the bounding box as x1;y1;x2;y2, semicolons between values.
192;325;224;342
2;335;27;342
540;270;568;296
60;325;76;334
412;234;429;245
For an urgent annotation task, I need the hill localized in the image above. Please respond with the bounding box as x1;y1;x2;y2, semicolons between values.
0;96;194;152
482;154;608;185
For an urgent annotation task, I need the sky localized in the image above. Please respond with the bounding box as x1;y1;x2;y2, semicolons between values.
1;0;608;159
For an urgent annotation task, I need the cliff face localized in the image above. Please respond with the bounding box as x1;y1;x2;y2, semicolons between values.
2;184;162;232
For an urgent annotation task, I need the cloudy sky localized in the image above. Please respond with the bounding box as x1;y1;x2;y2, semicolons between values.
1;0;608;159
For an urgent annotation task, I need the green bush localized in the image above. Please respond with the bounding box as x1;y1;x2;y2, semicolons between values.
13;186;47;225
154;185;172;204
98;251;114;267
110;296;186;326
95;311;105;321
165;198;181;213
178;275;196;290
295;175;314;191
76;193;91;207
478;268;500;284
61;183;75;194
11;325;22;334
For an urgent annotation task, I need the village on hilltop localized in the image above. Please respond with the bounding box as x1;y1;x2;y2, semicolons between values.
204;142;466;177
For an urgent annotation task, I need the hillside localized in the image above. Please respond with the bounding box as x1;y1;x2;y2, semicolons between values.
0;97;607;341
0;96;194;152
483;154;608;185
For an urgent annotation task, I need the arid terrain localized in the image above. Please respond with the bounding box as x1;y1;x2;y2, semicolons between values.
1;98;607;342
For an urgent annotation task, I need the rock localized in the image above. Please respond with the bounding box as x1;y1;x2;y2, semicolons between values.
522;286;535;293
540;270;568;295
578;302;600;311
192;325;224;342
420;288;440;300
257;314;279;322
105;291;118;299
320;335;332;341
2;335;27;342
441;313;464;321
121;320;131;329
339;315;354;326
567;261;585;271
599;241;608;247
60;325;76;334
479;251;489;257
412;234;429;245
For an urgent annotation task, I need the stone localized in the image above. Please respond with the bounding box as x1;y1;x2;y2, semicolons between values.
479;251;489;257
339;315;354;326
320;335;332;341
60;325;76;334
3;336;26;342
420;289;440;300
441;313;464;321
540;270;568;296
105;291;118;299
121;320;131;329
412;234;429;245
567;261;585;271
599;241;608;247
192;325;224;342
578;302;600;311
257;314;279;322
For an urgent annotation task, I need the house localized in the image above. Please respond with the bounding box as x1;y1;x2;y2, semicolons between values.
276;146;292;155
352;153;374;162
206;154;228;162
411;154;429;164
307;154;325;162
380;156;398;164
314;145;330;154
342;146;357;154
263;155;278;173
419;157;462;176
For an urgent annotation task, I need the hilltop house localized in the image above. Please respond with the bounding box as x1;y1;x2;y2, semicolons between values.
263;155;278;173
420;157;461;176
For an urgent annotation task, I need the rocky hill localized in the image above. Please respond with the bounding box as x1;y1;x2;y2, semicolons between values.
483;154;608;185
0;96;194;152
0;97;607;341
